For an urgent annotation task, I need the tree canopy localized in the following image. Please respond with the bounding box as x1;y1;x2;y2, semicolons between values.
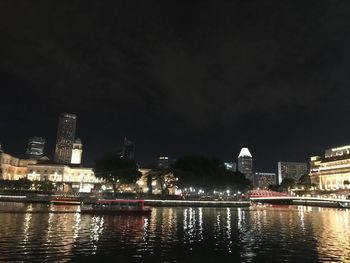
94;154;142;194
173;155;251;192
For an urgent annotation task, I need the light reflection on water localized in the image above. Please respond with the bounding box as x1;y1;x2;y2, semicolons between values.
0;203;349;262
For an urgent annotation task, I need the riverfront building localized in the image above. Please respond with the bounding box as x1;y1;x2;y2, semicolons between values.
26;137;45;160
0;150;37;180
27;163;101;192
310;145;350;190
54;113;77;164
277;161;308;184
238;148;253;181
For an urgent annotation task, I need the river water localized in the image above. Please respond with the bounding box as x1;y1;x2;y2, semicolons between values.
0;202;349;262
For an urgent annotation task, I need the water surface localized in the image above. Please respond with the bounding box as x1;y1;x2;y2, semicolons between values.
0;203;349;262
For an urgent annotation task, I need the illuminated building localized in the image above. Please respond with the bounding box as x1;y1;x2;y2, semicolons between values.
27;163;101;192
310;145;350;190
71;138;83;164
54;113;77;164
26;137;45;160
121;137;135;160
224;162;236;172
238;147;253;181
253;172;277;188
158;156;170;169
277;161;308;184
0;150;37;180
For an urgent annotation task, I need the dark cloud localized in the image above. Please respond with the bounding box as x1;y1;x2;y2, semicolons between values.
1;0;350;171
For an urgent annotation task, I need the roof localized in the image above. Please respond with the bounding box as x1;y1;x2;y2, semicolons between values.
238;147;252;158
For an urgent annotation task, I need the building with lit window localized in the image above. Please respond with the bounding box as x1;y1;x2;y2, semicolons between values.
27;163;102;192
0;150;37;180
121;137;135;160
224;162;236;172
26;137;45;160
71;138;83;164
253;172;277;188
54;113;77;164
310;145;350;190
158;156;170;169
277;161;308;184
238;147;253;181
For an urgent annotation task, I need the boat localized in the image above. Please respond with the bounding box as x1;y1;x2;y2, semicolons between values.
338;201;350;208
51;197;81;205
80;199;152;215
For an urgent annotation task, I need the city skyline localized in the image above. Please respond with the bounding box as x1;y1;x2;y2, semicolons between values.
2;1;350;172
0;112;347;171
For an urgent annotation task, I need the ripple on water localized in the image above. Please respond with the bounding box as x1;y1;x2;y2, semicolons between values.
0;205;350;261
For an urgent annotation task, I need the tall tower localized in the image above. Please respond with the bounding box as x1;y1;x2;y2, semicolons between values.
121;137;135;160
238;147;253;181
26;137;45;160
71;138;83;164
54;113;77;164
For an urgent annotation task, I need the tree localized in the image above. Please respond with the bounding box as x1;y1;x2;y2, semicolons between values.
146;168;178;196
298;174;311;188
94;154;142;196
173;155;251;192
13;178;32;190
280;178;296;191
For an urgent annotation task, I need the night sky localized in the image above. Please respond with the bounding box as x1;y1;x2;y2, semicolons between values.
1;1;350;172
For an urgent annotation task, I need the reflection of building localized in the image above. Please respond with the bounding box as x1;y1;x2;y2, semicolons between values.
158;157;170;169
26;137;45;160
310;145;350;190
54;113;77;164
277;162;308;184
224;162;236;172
27;163;101;192
238;148;253;181
253;172;277;188
121;137;135;160
71;138;83;164
0;151;37;180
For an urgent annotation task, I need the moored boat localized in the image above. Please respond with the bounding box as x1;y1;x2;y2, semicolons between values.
51;197;81;205
81;199;152;215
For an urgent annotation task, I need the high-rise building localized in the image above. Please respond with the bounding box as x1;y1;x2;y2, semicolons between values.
54;113;77;164
253;172;277;188
121;137;135;160
238;147;253;181
26;137;45;160
71;138;83;165
158;156;170;169
277;161;308;184
224;162;236;172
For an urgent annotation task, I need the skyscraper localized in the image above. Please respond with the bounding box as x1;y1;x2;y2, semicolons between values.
121;137;135;160
71;138;83;165
26;137;45;160
158;156;170;169
54;113;77;164
277;161;308;184
238;147;253;181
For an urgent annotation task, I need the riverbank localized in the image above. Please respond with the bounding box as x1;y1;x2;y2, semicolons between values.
144;199;250;207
